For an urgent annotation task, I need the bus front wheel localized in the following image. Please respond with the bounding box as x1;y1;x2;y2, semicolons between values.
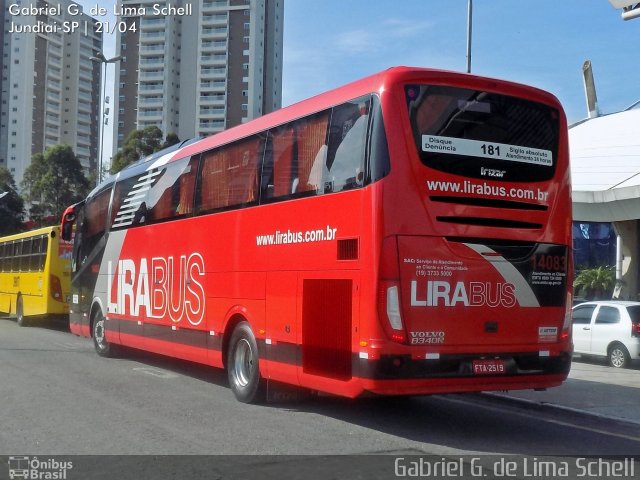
92;309;116;357
227;321;265;403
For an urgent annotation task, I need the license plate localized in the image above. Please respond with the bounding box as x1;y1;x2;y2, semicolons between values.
472;359;506;375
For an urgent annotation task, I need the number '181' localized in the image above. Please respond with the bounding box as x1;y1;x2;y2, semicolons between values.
481;144;501;156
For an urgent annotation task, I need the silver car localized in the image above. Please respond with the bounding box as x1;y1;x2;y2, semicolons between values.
572;301;640;368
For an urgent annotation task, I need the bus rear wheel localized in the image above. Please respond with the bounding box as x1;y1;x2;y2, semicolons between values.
16;295;29;327
92;309;116;357
227;321;265;403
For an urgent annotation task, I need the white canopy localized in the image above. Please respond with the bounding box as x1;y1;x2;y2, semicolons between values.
570;105;640;222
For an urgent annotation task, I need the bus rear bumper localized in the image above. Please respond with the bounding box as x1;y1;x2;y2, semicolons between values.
357;351;571;396
359;374;567;396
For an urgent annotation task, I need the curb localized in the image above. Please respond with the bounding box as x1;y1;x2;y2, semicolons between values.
481;391;640;428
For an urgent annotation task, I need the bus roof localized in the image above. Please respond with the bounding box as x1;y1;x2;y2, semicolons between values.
103;66;563;189
0;225;59;243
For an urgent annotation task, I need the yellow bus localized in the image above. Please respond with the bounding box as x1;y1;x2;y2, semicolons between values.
0;226;71;326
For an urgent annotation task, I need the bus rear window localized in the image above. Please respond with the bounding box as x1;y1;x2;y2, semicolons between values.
405;84;559;182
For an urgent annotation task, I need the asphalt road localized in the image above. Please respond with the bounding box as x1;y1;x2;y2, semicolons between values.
1;318;638;478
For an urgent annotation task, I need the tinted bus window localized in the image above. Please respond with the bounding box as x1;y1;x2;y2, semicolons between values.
405;85;559;182
295;111;331;195
367;95;391;184
198;135;264;212
77;188;111;267
325;96;369;193
262;97;373;203
146;157;199;223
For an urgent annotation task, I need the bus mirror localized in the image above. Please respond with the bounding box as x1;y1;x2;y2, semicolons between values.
61;202;82;241
61;220;73;242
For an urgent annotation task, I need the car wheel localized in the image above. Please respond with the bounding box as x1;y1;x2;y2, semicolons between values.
227;321;265;403
16;295;29;327
92;309;116;357
608;344;630;368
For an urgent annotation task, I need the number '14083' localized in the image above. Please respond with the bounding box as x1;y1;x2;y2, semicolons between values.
531;255;566;271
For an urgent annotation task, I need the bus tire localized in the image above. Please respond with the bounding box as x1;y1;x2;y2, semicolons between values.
227;321;265;403
92;309;117;358
16;295;29;327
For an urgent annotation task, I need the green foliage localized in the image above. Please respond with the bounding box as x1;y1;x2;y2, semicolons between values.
110;127;180;174
573;265;616;300
162;132;180;150
0;167;25;235
21;145;90;227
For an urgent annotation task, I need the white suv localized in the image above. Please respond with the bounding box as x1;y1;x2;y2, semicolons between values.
572;301;640;368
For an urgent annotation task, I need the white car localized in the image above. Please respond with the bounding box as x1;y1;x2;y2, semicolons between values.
572;301;640;368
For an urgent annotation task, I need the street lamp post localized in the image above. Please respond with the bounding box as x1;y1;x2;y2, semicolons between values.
466;0;473;73
90;52;122;185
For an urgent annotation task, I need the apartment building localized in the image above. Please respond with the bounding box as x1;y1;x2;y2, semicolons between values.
113;0;284;149
0;0;102;184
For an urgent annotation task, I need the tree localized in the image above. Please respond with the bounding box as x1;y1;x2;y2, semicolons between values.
162;132;180;150
110;126;164;174
0;167;25;235
573;266;616;300
21;145;90;227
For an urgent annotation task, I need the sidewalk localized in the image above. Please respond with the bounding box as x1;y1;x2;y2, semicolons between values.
492;358;640;425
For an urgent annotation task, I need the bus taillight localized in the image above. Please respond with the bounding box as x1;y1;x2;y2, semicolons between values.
386;284;406;342
378;237;406;343
50;274;63;302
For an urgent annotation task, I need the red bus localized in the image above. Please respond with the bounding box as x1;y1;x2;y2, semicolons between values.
61;67;572;403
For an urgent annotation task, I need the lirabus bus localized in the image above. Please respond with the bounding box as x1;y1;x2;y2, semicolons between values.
61;67;573;403
0;226;72;326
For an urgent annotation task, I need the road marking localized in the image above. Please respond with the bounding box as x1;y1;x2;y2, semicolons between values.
132;367;179;379
445;395;640;443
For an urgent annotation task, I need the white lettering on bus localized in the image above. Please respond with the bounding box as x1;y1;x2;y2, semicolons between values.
410;280;516;307
107;253;205;325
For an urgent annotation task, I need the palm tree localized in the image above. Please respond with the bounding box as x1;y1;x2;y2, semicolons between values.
573;266;616;300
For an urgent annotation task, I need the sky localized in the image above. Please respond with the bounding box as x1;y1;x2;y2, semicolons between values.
73;0;640;163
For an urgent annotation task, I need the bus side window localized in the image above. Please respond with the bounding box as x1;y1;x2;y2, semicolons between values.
297;111;330;195
325;97;369;193
177;158;198;215
11;240;21;272
198;135;263;212
199;149;229;211
111;176;147;229
27;237;38;272
79;188;111;266
226;136;263;206
37;236;48;271
146;157;199;222
263;125;296;200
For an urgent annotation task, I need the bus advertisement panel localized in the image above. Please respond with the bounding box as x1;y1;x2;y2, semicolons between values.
61;67;572;403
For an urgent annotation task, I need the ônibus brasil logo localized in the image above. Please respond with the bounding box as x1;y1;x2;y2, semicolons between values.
8;456;73;480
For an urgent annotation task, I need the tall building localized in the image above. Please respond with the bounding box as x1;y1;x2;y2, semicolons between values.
0;0;102;185
113;0;284;150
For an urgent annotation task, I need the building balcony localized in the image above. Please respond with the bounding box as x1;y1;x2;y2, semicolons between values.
201;27;228;38
200;67;227;78
140;18;167;30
